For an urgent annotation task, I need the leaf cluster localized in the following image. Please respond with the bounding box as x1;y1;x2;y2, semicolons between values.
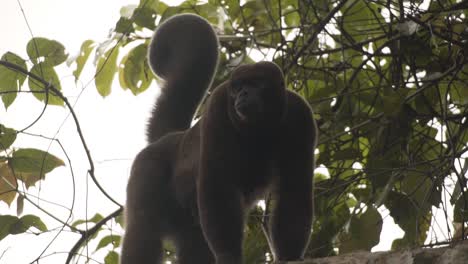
1;0;468;263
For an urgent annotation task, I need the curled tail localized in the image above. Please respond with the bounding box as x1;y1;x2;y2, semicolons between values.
146;14;219;142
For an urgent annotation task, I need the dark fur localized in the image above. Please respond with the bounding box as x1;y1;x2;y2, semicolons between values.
121;14;317;264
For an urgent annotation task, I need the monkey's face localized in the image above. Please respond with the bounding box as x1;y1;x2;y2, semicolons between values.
229;79;264;122
228;62;286;126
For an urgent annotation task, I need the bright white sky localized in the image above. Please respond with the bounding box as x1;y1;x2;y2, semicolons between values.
0;0;160;263
0;0;405;263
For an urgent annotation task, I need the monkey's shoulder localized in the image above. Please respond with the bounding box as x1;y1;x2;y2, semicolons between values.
198;83;233;129
205;82;229;110
282;90;314;124
280;90;317;146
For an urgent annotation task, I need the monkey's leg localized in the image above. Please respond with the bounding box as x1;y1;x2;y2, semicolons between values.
121;185;165;264
198;174;244;264
271;183;312;260
121;145;173;264
174;224;215;264
121;215;163;263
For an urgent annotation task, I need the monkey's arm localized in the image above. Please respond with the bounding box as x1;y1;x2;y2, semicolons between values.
197;166;244;264
271;92;317;261
197;90;245;264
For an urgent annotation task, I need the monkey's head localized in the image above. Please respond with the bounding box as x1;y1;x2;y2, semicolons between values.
228;62;287;130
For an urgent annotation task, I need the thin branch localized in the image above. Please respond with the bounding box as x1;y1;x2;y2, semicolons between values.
407;15;465;48
65;207;123;264
0;60;121;208
285;0;350;72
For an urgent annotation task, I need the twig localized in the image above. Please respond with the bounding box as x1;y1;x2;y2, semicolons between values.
260;195;275;260
0;60;121;207
0;173;80;233
65;207;123;264
285;0;350;72
407;15;465;48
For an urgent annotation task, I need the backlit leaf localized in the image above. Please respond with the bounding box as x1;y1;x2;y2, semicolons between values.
95;45;120;97
0;162;18;206
10;148;64;188
119;44;152;95
339;206;382;252
26;38;68;66
73;40;95;82
72;213;104;227
0;125;16;150
0;52;27;108
96;235;121;251
104;251;119;264
29;63;64;106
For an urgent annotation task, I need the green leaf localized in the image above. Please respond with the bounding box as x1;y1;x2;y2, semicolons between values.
114;214;124;227
15;214;47;233
450;81;468;105
0;125;17;149
133;7;157;30
73;40;95;82
119;44;152;95
309;201;350;257
115;17;135;34
9;148;65;188
26;38;68;66
104;251;119;264
398;169;432;210
382;94;403;117
0;214;47;240
333;148;360;161
342;1;384;42
352;188;372;203
0;52;27;108
197;3;220;24
120;4;137;17
400;36;432;67
153;1;169;15
29;63;64;106
454;194;468;223
385;191;431;247
96;235;121;251
339;206;382;253
95;45;120;97
284;10;300;27
306;79;337;101
160;6;183;22
0;162;18;206
138;0;160;11
0;215;18;240
72;213;104;227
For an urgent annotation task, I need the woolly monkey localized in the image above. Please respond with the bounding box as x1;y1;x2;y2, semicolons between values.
121;13;317;264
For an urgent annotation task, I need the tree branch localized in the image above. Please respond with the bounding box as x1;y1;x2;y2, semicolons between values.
285;0;350;72
0;60;121;207
65;207;123;264
407;15;465;48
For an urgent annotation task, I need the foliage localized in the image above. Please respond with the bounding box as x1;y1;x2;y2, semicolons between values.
0;124;64;207
1;0;468;263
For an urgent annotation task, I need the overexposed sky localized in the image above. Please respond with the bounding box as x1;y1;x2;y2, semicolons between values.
0;0;407;263
0;0;160;263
